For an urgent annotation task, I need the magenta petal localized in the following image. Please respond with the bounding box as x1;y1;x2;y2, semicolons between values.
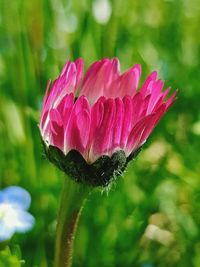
43;64;76;113
67;110;90;157
89;97;105;145
112;98;124;149
147;80;164;113
132;64;141;88
140;95;151;117
48;60;83;109
162;87;171;101
56;93;74;130
42;80;51;106
140;71;157;97
153;103;167;124
64;96;91;156
139;114;161;145
126;114;155;155
80;58;120;104
107;64;141;99
139;104;167;146
50;109;63;127
56;93;74;117
131;93;144;126
141;103;169;147
40;110;49;134
78;110;91;150
80;60;107;103
165;90;177;110
60;60;71;76
74;95;91;115
40;80;51;129
120;96;133;148
89;99;116;161
74;58;84;90
58;61;76;91
57;62;77;95
103;58;120;97
118;70;135;97
111;57;120;76
104;58;120;84
106;77;121;99
49;109;64;150
81;61;102;87
120;64;141;96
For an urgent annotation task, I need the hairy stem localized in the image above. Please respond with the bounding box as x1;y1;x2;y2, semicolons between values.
54;178;90;267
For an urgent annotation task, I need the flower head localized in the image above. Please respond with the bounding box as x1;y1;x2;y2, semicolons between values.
40;58;176;186
0;186;35;242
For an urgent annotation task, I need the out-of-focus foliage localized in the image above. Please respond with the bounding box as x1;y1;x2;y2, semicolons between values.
0;0;200;266
0;246;23;267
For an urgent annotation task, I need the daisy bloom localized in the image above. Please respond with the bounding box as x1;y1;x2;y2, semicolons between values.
40;58;176;186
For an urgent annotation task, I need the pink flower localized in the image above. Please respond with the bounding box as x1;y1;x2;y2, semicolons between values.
40;58;176;186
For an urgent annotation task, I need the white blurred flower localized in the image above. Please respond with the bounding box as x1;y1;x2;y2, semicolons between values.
92;0;112;24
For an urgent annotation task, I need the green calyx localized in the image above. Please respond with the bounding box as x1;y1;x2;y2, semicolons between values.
42;141;141;187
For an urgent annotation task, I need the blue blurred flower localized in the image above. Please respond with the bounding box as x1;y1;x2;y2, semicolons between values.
0;186;35;242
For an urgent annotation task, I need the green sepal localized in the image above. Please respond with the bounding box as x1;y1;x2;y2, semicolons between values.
42;140;142;187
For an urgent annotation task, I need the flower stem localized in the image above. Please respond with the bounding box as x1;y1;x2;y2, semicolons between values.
54;177;90;267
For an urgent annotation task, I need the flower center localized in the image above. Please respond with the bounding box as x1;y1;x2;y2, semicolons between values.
0;203;15;222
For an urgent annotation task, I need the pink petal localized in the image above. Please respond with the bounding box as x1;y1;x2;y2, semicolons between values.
64;96;91;157
126;114;155;155
49;109;64;150
120;64;141;96
89;96;106;146
80;58;120;104
131;93;144;126
41;65;75;117
165;90;177;110
107;64;141;99
80;60;107;102
57;93;74;126
74;58;84;90
66;111;90;157
60;60;72;76
140;103;171;147
42;80;51;106
152;103;167;126
120;96;133;148
132;64;141;89
46;60;83;111
40;80;51;130
103;58;121;97
162;87;171;101
147;80;164;113
112;98;124;149
55;62;77;96
139;104;167;147
150;87;171;112
50;109;63;127
81;61;102;87
105;57;120;84
140;95;151;117
139;71;157;97
138;113;161;145
106;77;121;99
89;99;116;162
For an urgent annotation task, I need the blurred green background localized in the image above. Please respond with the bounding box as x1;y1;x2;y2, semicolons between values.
0;0;200;266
